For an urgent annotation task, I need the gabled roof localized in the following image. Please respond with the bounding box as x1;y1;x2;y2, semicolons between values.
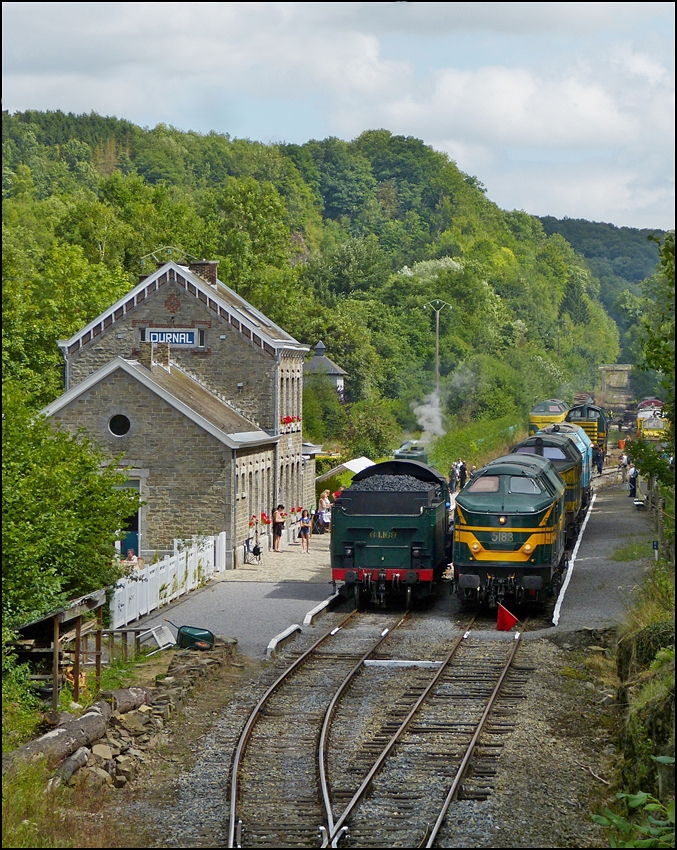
41;357;279;450
59;261;309;358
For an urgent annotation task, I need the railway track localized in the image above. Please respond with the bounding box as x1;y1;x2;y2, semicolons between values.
227;610;410;848
321;629;526;848
228;613;529;848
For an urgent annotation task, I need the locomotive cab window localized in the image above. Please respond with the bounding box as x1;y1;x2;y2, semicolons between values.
466;475;499;493
515;447;536;455
509;477;541;494
543;447;566;459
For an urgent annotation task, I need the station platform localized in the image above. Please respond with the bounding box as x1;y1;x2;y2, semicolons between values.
553;478;655;631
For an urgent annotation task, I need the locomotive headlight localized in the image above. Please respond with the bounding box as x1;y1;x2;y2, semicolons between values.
345;547;353;556
498;516;507;525
471;542;481;552
523;543;533;554
412;547;422;558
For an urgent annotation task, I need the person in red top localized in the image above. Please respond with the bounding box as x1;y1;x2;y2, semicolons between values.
333;486;345;501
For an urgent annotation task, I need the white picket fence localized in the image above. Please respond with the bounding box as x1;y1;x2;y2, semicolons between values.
111;532;228;629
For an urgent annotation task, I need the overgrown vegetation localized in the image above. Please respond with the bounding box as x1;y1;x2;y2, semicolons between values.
2;754;137;849
2;383;141;631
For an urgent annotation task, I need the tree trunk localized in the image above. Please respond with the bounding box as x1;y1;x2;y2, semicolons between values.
56;746;90;782
107;686;153;714
2;701;111;773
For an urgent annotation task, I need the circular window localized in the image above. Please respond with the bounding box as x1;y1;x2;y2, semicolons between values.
109;414;131;436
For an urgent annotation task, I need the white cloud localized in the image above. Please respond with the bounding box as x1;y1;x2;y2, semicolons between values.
2;1;674;228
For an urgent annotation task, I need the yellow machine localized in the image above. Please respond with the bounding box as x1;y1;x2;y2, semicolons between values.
528;399;569;436
637;413;666;442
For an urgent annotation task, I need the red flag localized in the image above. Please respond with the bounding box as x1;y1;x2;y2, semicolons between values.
496;603;519;631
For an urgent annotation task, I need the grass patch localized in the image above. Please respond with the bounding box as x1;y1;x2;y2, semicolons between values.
560;665;590;681
430;413;527;471
2;757;136;848
612;537;653;562
622;560;675;636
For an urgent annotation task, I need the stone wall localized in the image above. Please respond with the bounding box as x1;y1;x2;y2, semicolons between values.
50;369;234;558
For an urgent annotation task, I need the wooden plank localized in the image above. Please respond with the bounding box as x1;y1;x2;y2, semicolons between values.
73;617;81;702
52;615;59;712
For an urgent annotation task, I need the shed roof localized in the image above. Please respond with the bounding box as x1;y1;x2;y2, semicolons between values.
304;340;347;376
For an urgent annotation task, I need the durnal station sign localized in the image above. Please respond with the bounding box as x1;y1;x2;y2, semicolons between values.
147;329;197;345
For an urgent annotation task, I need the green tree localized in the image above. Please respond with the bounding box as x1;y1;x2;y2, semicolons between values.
302;236;390;299
2;381;141;629
2;239;132;407
559;273;590;324
200;177;290;298
344;398;400;459
639;232;675;457
302;374;347;444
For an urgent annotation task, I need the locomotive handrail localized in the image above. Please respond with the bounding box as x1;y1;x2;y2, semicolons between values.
226;609;357;849
425;631;522;847
322;617;477;848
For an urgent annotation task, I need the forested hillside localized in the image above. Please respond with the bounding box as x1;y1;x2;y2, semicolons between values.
540;217;664;377
3;110;629;457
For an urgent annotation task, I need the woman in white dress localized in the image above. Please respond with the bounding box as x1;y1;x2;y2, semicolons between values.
319;489;332;533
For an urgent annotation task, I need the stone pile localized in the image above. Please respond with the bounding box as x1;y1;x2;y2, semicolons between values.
55;637;237;789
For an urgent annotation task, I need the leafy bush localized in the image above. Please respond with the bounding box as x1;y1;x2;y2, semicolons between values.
2;381;142;630
592;781;675;848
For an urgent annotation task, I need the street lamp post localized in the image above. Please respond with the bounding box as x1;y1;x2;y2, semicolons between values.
423;300;452;393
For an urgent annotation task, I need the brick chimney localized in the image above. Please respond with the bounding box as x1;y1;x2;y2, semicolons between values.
189;260;219;286
138;341;153;370
155;341;170;370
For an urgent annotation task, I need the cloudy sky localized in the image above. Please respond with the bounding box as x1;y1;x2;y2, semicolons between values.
3;2;674;229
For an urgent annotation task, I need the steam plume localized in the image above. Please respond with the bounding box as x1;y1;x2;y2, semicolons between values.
414;391;446;442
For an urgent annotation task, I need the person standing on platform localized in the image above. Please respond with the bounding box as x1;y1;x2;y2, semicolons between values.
592;445;603;476
299;509;312;553
449;463;459;493
273;504;286;551
458;460;467;490
619;452;629;482
628;463;638;498
319;489;332;533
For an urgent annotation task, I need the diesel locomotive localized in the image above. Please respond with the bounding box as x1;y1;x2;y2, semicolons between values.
565;401;609;454
538;422;593;506
636;398;666;442
452;454;567;607
511;432;584;545
330;460;451;607
528;398;569;436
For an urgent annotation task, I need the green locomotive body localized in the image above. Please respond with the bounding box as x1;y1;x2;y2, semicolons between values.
331;460;450;607
453;454;567;607
511;432;583;545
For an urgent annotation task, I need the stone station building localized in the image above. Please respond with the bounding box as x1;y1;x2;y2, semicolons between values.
41;260;314;567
